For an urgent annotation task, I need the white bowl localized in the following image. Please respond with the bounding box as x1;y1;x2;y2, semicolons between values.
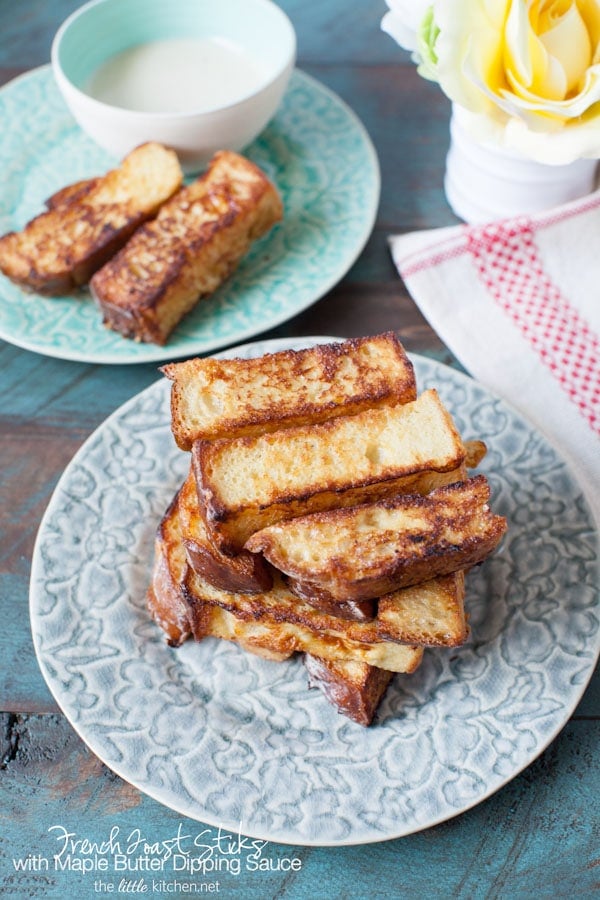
51;0;296;172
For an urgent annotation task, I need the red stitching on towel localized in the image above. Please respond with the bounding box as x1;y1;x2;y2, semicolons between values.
467;220;600;437
529;190;600;230
399;236;469;277
398;192;600;278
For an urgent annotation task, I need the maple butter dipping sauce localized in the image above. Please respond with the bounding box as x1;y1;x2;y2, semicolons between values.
86;37;269;114
51;0;296;168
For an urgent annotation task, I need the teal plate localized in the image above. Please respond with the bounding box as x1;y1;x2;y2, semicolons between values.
0;66;379;364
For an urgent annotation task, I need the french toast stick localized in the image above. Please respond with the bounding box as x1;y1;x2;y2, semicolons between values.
304;655;394;726
286;571;468;646
193;388;467;554
149;485;466;668
159;479;461;671
90;150;283;344
147;488;193;647
147;485;291;661
187;599;296;662
178;464;375;620
376;572;468;645
178;468;273;594
183;568;425;673
150;488;426;667
149;492;401;716
183;555;467;652
0;142;183;294
247;476;507;603
162;333;417;449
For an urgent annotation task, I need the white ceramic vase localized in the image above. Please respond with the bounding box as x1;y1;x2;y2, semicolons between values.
444;104;599;223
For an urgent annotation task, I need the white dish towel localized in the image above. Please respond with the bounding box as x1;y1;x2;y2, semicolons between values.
388;191;600;526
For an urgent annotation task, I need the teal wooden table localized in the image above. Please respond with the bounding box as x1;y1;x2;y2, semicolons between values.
1;2;598;898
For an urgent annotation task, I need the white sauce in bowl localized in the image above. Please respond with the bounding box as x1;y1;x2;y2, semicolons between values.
86;38;267;113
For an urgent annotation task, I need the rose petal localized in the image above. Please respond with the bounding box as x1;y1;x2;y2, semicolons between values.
381;11;420;52
537;1;591;94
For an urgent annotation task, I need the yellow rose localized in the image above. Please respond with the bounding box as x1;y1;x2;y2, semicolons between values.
385;0;600;163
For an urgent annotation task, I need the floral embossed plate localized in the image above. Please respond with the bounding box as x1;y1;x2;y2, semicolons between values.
30;338;599;846
0;68;379;364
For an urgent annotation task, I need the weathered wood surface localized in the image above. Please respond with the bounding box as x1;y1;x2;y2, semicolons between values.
1;712;598;898
0;1;598;898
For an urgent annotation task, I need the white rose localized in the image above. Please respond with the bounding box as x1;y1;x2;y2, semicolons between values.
383;0;600;164
381;0;432;54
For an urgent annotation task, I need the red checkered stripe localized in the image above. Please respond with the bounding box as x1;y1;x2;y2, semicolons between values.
466;220;600;437
399;236;467;278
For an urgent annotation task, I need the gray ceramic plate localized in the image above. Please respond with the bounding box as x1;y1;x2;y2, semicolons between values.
0;69;379;364
30;337;599;846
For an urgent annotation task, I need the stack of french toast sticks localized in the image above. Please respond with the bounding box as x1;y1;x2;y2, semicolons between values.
148;332;507;725
0;142;282;344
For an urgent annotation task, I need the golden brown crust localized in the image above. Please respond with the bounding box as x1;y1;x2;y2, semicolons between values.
465;439;487;469
185;600;294;662
304;655;394;726
146;489;192;647
148;486;290;660
0;143;183;295
162;333;417;449
285;579;376;621
178;468;273;594
45;178;100;210
247;476;507;603
195;451;467;557
91;150;283;344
